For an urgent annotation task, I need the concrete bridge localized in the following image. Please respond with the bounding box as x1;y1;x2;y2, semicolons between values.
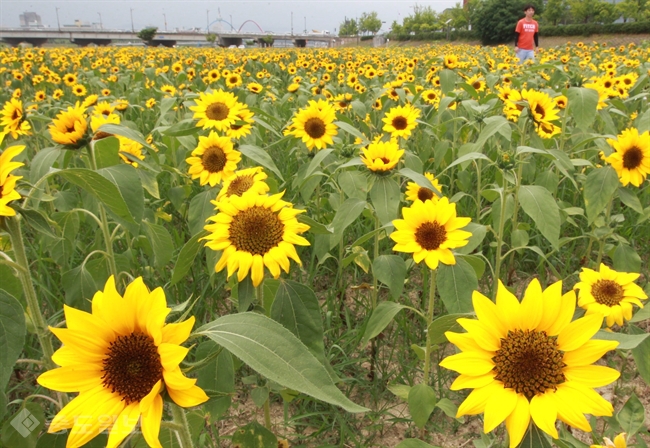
0;28;336;48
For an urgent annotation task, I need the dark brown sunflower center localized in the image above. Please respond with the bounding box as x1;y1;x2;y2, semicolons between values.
379;157;391;165
415;221;447;250
392;116;408;130
226;174;255;197
417;188;434;201
473;82;481;90
229;206;284;255
622;146;643;169
11;109;21;120
534;104;546;119
304;117;326;139
201;145;227;173
229;76;238;84
591;279;624;306
101;333;163;404
493;329;566;400
205;102;229;121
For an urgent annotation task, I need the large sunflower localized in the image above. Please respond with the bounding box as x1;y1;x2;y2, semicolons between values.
360;138;404;173
226;105;255;140
382;104;421;139
118;136;145;168
0;98;32;139
190;89;242;131
390;197;471;270
440;280;620;448
37;276;209;448
604;127;650;187
214;166;269;203
0;145;25;216
186;131;241;187
49;102;88;147
521;89;561;139
574;263;647;327
202;191;310;287
405;172;442;203
287;99;338;151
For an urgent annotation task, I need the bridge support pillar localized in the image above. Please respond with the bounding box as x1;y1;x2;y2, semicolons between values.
220;37;243;47
150;39;176;47
72;38;113;46
1;37;48;47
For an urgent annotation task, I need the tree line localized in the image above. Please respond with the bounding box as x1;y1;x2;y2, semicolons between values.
384;0;649;44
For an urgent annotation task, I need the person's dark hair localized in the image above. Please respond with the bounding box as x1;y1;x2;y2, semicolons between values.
523;4;536;12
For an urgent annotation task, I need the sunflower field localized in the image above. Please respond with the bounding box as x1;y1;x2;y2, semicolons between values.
0;41;649;448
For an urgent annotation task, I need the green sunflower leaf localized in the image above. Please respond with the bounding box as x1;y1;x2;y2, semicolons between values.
197;312;368;413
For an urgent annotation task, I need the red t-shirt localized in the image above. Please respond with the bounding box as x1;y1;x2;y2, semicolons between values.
515;18;538;50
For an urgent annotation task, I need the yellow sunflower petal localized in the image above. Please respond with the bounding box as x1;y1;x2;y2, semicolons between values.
563;339;619;366
557;313;603;352
158;343;189;370
438;351;495;376
106;402;141;448
37;365;102;392
141;394;163;448
529;391;559;439
484;387;518;433
564;365;620;388
163;367;197;391
161;316;195;345
457;381;502;417
167;384;210;408
66;391;125;448
506;394;531;448
554;385;593;432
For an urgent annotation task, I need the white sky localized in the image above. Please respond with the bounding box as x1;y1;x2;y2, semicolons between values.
2;0;459;34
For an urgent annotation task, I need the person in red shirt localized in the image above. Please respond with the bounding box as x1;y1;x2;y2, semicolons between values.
514;4;539;63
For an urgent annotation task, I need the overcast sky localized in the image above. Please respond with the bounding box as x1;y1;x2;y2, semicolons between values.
2;0;459;34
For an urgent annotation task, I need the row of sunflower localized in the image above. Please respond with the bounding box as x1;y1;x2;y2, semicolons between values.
0;41;648;448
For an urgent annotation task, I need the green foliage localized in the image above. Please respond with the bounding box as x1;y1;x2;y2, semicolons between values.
137;26;158;44
339;18;358;36
205;33;217;43
359;11;382;35
473;0;542;45
538;21;650;36
543;0;569;25
568;0;617;23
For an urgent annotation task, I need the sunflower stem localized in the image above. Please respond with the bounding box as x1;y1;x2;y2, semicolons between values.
264;398;272;429
88;143;118;279
5;216;57;370
505;125;528;280
595;197;614;267
493;172;509;299
371;214;380;311
170;403;195;448
422;268;437;387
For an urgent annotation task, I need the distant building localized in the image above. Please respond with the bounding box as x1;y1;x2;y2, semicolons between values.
20;11;43;27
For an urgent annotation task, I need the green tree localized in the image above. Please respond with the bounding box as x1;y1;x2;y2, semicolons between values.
138;26;158;45
402;5;441;34
473;0;542;45
543;0;569;25
339;18;358;36
615;0;649;21
206;33;217;45
359;11;383;35
137;27;158;45
568;0;615;23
